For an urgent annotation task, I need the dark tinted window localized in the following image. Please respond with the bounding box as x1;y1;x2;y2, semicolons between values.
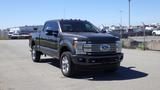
60;21;99;33
44;21;59;31
19;30;34;35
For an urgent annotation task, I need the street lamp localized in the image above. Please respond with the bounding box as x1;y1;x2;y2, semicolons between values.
128;0;131;32
142;22;146;50
120;10;123;39
63;8;66;19
120;10;123;27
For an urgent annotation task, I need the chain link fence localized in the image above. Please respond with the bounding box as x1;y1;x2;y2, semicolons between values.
0;30;9;40
122;36;160;51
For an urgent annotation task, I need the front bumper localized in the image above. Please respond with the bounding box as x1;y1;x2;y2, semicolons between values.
71;53;123;65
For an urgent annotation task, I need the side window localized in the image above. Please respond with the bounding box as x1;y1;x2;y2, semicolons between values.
85;23;92;30
43;23;49;31
44;22;59;31
62;24;73;32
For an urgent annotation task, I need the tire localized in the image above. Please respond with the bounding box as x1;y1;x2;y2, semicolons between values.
31;46;41;62
152;32;156;36
60;52;75;77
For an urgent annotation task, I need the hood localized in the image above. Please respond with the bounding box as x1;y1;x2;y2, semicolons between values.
61;32;119;43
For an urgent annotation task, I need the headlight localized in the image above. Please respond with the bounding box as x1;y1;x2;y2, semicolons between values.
116;41;122;53
73;41;86;54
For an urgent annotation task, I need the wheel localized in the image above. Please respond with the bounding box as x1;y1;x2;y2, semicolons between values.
60;52;75;77
152;32;156;36
31;46;41;62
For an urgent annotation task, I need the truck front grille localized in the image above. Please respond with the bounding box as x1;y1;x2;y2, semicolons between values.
84;43;116;53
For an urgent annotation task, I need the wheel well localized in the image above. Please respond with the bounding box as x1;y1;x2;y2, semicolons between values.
31;41;43;55
31;41;35;49
60;46;70;57
152;32;156;35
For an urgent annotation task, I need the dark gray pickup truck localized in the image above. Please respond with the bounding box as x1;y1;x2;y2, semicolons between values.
29;19;123;77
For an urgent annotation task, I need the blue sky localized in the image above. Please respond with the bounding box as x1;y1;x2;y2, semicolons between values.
0;0;160;29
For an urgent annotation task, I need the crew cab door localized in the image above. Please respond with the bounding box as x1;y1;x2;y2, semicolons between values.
39;21;59;58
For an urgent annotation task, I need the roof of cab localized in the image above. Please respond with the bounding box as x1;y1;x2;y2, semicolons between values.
46;19;88;23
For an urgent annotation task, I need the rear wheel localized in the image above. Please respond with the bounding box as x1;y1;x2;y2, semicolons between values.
152;32;156;36
60;52;75;77
31;46;41;62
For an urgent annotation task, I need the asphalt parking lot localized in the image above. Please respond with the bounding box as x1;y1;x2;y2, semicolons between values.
0;40;160;90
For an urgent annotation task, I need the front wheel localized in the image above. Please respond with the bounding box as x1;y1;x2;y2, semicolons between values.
31;46;41;62
60;52;75;77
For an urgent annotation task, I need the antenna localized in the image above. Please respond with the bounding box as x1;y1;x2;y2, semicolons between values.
63;8;66;19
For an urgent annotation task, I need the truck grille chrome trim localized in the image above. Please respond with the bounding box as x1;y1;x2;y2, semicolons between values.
83;43;116;52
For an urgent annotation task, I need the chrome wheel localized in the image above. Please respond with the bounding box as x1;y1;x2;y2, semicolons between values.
60;52;75;77
31;46;41;62
62;56;70;74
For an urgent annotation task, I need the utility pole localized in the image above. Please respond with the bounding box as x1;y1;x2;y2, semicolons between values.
142;22;146;50
128;0;131;32
63;8;66;19
120;10;123;27
120;10;123;39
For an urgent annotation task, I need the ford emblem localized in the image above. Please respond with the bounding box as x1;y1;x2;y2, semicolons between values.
100;44;111;52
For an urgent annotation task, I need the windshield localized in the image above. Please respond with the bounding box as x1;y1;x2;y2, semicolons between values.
60;21;99;33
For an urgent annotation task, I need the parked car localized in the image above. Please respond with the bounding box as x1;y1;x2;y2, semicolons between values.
144;29;153;36
152;29;160;36
127;29;143;36
8;29;37;39
101;29;128;38
29;19;124;77
127;29;153;37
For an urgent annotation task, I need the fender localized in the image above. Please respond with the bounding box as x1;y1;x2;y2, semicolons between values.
59;40;75;56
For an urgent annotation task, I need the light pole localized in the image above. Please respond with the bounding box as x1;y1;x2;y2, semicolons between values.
128;0;131;32
142;22;146;50
63;8;66;19
120;10;123;27
120;10;123;39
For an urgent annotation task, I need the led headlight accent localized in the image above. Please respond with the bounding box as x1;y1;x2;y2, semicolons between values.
73;41;86;54
116;41;122;53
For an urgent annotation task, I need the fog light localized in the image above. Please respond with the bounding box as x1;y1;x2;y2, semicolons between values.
91;60;96;63
78;58;86;62
88;59;96;63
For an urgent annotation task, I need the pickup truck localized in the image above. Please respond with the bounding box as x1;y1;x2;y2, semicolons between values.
152;29;160;36
29;19;123;77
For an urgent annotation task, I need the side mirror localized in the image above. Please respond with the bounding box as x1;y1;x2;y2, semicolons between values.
45;27;59;36
45;30;58;36
45;30;53;36
52;31;58;37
